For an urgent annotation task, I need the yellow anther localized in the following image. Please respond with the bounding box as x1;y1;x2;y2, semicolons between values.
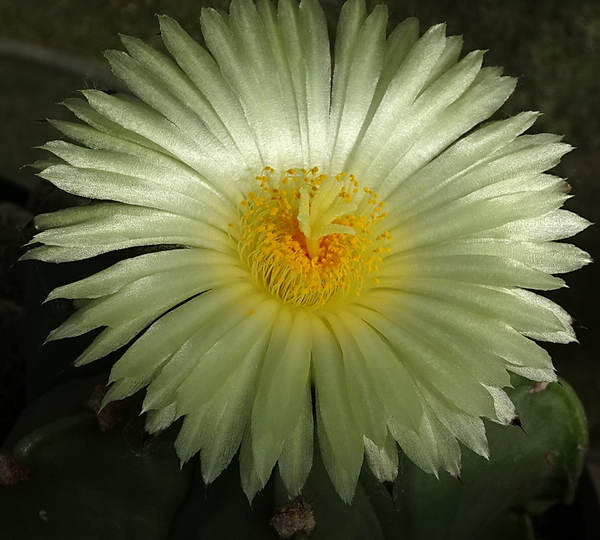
236;167;391;308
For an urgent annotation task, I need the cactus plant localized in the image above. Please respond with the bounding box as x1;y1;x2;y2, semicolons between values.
1;0;593;537
0;373;588;539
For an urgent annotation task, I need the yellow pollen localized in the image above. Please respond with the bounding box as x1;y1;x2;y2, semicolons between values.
236;167;391;308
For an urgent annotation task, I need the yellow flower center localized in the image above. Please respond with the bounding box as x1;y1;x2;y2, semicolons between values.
234;167;391;308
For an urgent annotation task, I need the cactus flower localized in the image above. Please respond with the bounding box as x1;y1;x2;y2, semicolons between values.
24;0;590;502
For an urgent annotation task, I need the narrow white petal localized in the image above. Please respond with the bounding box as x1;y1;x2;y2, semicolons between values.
251;309;313;483
351;305;497;419
311;316;364;503
23;203;237;263
486;209;591;242
278;382;314;496
325;312;392;446
199;349;265;484
348;23;447;177
364;433;399;484
62;98;169;155
239;428;267;501
46;249;242;301
420;386;489;459
83;90;241;180
175;301;278;415
42;140;237;215
484;385;516;425
353;49;486;183
329;2;388;172
109;282;255;381
141;287;269;412
145;403;177;434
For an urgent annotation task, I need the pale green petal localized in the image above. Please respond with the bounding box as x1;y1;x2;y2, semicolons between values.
484;385;517;425
82;90;240;179
277;382;314;496
277;0;331;165
361;289;555;377
46;249;241;301
311;316;364;503
400;237;591;275
328;0;368;164
378;280;570;338
251;309;313;483
420;386;489;459
368;17;419;120
109;282;254;382
333;310;423;433
46;250;247;366
387;139;571;225
239;428;266;501
387;417;439;476
74;323;146;367
23;203;237;263
61;98;170;155
46;264;239;342
325;312;392;446
105;48;242;163
174;300;278;415
422;35;464;89
420;410;462;477
351;49;486;182
359;291;512;389
198;348;265;483
102;370;158;404
351;305;497;419
200;0;305;168
117;34;249;162
508;288;576;343
174;408;210;464
141;291;271;413
379;110;539;206
377;253;565;291
231;0;304;165
329;1;388;172
363;433;399;484
38;164;232;226
485;209;591;242
41;139;237;215
388;401;461;477
348;23;447;177
256;0;311;163
371;69;517;194
158;15;263;167
144;403;177;434
388;190;569;253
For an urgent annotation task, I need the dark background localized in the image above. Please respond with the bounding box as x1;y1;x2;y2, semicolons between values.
1;0;598;503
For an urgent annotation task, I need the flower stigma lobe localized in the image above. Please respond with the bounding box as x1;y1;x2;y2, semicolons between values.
235;167;391;308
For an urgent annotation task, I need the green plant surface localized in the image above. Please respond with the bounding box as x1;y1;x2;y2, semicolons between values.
278;376;587;540
0;377;192;540
0;375;586;540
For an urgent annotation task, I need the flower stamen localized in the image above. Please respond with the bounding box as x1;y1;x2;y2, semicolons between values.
237;167;390;308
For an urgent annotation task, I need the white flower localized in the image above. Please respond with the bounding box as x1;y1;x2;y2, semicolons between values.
24;0;590;502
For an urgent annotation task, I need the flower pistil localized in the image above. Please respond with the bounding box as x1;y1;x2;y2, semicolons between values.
236;167;390;308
